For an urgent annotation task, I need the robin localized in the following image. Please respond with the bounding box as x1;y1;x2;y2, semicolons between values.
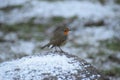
41;26;71;52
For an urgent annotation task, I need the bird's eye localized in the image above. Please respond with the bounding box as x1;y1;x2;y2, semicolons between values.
65;28;69;31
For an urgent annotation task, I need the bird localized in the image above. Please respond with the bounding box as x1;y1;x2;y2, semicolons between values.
41;25;71;52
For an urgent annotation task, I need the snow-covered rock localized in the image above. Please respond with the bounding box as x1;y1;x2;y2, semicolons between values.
0;51;107;80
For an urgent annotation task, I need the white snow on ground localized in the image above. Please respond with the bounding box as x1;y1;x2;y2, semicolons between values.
11;41;35;54
0;53;82;80
0;31;3;37
4;32;18;41
0;0;115;24
0;0;28;8
74;27;114;46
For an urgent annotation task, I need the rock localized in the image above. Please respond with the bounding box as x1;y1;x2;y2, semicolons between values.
0;51;108;80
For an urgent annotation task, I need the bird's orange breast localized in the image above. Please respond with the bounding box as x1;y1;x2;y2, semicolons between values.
64;28;70;35
64;30;69;35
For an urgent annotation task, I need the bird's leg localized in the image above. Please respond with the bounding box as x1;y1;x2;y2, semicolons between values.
53;46;58;52
58;46;64;52
54;47;58;52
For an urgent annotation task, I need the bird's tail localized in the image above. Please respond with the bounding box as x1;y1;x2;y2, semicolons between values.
41;43;50;49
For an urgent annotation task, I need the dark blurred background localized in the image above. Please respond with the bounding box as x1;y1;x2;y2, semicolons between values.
0;0;120;80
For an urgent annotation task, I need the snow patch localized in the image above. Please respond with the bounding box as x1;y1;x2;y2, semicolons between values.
0;0;28;8
0;53;82;80
4;32;18;41
11;41;35;54
74;27;114;46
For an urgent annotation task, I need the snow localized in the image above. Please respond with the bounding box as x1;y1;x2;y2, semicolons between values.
4;32;18;41
0;53;83;80
0;0;28;8
0;31;3;37
11;41;35;54
0;0;115;24
74;27;114;46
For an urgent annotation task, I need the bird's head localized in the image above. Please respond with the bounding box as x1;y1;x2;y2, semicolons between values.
54;26;71;36
63;27;71;35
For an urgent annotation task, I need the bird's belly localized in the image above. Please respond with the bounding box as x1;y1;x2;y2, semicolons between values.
52;39;66;46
